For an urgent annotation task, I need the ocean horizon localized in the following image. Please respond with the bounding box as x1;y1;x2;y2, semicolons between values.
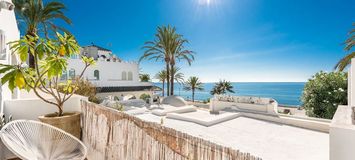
154;82;305;107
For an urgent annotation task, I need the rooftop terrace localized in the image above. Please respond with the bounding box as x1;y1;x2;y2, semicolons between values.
137;111;329;160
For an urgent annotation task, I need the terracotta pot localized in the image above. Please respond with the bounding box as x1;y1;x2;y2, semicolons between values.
38;112;81;139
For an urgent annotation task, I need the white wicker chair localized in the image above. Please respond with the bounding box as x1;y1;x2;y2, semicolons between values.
0;120;87;160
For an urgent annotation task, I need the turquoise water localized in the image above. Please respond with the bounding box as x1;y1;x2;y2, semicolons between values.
154;82;305;106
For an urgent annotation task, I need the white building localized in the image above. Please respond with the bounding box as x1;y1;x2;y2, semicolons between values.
0;0;19;111
65;44;154;98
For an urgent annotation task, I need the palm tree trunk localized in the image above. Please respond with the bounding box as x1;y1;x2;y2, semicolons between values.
27;30;36;69
170;64;175;95
166;63;170;96
162;80;165;96
192;88;195;102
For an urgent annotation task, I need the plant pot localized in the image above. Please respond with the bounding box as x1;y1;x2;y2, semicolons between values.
38;111;81;139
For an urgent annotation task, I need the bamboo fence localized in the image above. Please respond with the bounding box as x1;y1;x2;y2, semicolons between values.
81;101;261;160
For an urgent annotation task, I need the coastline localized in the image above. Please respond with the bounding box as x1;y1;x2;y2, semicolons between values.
155;82;305;106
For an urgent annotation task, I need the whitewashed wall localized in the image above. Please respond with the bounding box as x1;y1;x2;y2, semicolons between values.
330;105;355;160
348;58;355;106
0;0;20;113
329;58;355;160
3;90;87;120
66;59;146;87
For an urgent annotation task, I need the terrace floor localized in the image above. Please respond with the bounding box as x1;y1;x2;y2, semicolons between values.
136;112;329;160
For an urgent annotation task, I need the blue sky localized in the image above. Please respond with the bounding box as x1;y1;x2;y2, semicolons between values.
61;0;354;82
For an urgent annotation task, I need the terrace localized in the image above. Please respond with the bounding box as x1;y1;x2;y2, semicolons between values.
0;91;333;160
0;64;354;160
1;0;355;160
137;111;329;160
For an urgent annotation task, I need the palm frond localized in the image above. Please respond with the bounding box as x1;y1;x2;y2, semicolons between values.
334;52;355;71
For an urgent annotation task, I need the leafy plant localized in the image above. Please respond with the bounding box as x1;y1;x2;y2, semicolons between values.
0;33;95;116
301;71;347;119
114;96;120;101
0;113;12;130
139;74;150;82
203;98;210;104
210;80;235;95
58;77;100;104
13;0;72;68
113;102;124;111
184;76;204;102
139;93;151;103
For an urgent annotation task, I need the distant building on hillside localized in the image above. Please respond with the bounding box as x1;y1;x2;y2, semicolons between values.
64;44;154;98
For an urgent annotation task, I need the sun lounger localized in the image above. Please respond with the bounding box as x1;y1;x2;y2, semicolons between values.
167;110;241;126
151;104;197;116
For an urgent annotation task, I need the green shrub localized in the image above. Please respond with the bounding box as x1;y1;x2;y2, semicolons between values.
301;71;347;119
114;96;120;101
203;98;210;104
58;77;100;104
139;93;151;102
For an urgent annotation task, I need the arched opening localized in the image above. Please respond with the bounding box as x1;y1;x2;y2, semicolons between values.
122;71;127;80
128;71;133;81
94;70;100;80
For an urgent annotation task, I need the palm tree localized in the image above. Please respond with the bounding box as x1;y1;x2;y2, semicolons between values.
139;74;150;82
169;38;194;95
13;0;72;68
334;23;355;71
171;66;184;84
140;25;180;96
210;80;235;95
184;76;203;102
155;70;167;96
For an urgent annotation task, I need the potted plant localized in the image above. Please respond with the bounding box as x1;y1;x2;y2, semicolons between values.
0;32;95;138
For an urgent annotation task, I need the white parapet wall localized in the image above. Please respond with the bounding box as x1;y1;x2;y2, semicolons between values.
209;95;331;132
330;105;355;160
210;95;278;115
96;90;154;99
0;0;20;113
348;58;355;107
3;90;88;120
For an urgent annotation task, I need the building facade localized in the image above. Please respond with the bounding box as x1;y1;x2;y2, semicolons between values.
0;0;20;112
65;44;153;98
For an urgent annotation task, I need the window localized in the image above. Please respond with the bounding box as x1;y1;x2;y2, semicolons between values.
128;71;133;81
70;54;78;59
94;70;100;80
60;71;68;80
122;71;127;80
69;69;75;79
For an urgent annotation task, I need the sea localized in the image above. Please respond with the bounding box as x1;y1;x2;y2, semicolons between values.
154;82;305;107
